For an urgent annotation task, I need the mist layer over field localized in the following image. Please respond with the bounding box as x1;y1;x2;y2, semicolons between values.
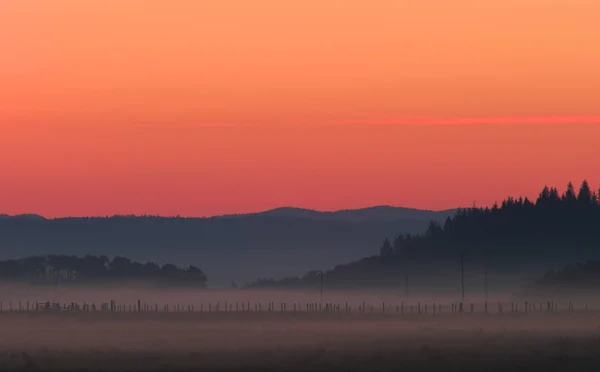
2;284;600;309
1;285;600;370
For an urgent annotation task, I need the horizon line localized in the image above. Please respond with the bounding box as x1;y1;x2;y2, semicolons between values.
1;204;462;220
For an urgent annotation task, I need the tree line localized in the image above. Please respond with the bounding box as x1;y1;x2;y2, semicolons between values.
380;180;600;259
0;255;207;287
540;260;600;286
247;181;600;289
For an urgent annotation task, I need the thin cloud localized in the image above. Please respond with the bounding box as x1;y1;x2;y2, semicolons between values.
134;116;600;128
321;116;600;126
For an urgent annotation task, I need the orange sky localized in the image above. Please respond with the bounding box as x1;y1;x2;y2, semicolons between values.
1;0;599;217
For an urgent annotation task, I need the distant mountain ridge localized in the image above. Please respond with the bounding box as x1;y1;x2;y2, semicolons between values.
0;206;457;287
219;206;457;222
1;205;457;222
0;213;46;220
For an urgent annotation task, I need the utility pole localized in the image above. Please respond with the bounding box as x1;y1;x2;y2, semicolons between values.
484;259;488;304
460;253;465;303
316;270;324;303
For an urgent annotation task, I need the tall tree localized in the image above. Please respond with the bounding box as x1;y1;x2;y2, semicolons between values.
426;220;443;237
577;180;593;206
563;182;577;205
536;185;551;206
548;187;561;203
393;235;405;255
380;238;393;257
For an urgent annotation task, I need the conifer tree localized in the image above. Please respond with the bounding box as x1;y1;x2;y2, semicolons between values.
380;238;393;257
563;182;577;204
577;180;593;206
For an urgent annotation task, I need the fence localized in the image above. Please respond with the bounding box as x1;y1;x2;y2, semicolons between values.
0;299;592;316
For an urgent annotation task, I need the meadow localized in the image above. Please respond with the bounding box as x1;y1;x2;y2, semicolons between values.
1;285;600;371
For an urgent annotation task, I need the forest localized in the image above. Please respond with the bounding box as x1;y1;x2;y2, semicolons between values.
248;181;600;289
540;260;600;286
0;255;207;287
379;180;600;258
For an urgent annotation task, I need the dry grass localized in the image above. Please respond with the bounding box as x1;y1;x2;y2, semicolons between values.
1;311;600;371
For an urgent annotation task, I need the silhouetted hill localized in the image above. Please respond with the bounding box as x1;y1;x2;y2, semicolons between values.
222;206;455;223
248;181;600;291
0;214;45;221
0;206;455;287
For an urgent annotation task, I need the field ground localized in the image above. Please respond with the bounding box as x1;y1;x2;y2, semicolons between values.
1;312;600;371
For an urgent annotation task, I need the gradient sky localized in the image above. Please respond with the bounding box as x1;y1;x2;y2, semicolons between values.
1;0;599;217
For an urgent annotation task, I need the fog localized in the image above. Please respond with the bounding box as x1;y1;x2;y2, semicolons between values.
2;283;600;310
2;284;600;370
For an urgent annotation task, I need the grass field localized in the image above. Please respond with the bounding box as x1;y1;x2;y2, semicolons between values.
1;311;600;371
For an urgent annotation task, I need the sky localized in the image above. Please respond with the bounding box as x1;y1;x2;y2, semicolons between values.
1;0;600;218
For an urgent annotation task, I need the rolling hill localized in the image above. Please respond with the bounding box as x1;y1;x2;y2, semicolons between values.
0;206;456;287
